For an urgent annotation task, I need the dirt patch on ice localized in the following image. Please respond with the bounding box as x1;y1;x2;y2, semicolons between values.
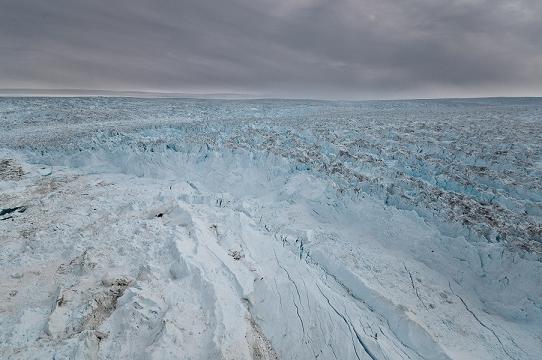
0;159;24;181
247;313;279;360
46;273;133;339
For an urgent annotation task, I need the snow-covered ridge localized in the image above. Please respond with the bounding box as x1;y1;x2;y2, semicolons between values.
1;98;541;359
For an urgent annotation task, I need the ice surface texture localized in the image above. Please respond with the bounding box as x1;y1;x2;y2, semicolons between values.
0;97;541;359
2;97;540;249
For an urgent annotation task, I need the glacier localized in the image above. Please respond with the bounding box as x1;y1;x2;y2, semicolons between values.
0;97;541;359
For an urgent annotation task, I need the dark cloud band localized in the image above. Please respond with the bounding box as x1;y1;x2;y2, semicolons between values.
1;0;541;98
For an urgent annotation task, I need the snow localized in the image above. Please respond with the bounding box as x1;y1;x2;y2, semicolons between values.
0;97;541;359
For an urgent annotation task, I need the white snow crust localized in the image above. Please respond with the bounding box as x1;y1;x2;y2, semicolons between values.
0;98;541;359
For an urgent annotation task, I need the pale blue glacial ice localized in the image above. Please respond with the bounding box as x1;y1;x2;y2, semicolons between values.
0;97;540;359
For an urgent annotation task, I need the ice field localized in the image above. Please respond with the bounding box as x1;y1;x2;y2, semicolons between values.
0;97;541;359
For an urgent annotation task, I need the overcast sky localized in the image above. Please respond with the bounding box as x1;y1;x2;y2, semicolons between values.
1;0;541;99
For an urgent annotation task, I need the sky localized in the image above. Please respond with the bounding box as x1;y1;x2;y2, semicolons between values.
1;0;541;99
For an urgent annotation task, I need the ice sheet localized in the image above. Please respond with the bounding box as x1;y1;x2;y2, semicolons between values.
1;97;540;359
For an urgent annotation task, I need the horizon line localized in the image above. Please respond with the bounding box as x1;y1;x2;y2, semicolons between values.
0;88;541;102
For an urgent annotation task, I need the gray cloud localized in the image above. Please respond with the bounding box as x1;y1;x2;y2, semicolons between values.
1;0;541;99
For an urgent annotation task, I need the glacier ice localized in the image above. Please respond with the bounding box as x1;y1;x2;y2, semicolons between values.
0;97;540;359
